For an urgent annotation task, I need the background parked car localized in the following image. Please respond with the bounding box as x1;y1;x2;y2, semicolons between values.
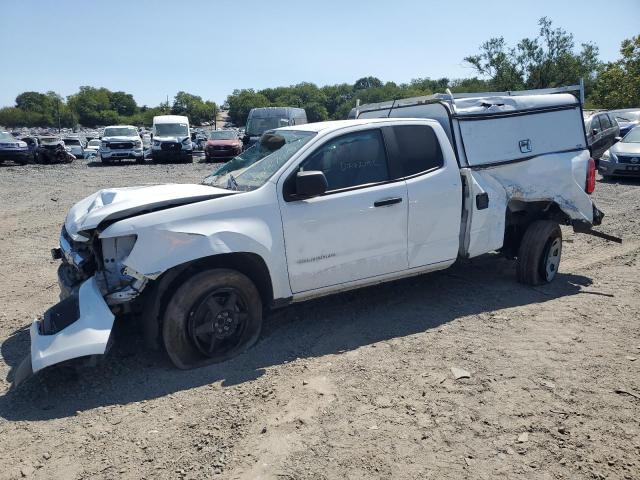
62;137;85;159
204;129;243;161
37;137;75;163
584;111;620;161
608;109;640;137
84;139;101;158
20;136;39;162
599;126;640;178
0;131;30;164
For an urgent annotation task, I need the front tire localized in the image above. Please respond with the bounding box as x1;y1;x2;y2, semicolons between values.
162;269;263;369
516;220;562;285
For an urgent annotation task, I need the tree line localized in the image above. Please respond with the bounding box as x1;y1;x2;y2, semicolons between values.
0;89;218;129
1;18;637;129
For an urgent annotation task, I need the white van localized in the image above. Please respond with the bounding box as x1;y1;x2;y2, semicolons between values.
151;115;193;163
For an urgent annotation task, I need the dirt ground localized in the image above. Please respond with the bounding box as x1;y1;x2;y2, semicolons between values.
0;158;638;480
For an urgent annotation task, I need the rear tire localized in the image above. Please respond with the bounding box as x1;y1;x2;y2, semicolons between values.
516;220;562;286
162;269;263;369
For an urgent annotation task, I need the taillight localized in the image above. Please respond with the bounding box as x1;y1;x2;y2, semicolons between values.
586;157;596;194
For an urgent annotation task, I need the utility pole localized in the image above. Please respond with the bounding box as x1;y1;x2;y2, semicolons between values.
56;97;61;133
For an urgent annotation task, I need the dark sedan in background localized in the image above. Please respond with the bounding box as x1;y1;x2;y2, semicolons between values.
584;111;620;161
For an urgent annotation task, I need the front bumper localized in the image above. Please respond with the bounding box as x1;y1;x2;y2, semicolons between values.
599;159;640;177
100;148;144;160
30;276;115;373
0;149;31;161
206;148;241;158
152;149;193;162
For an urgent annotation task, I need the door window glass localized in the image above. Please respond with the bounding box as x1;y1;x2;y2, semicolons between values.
599;114;611;129
590;116;602;133
301;129;389;191
391;125;443;176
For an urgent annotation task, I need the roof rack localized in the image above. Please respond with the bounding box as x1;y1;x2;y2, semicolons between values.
446;80;584;104
355;80;585;116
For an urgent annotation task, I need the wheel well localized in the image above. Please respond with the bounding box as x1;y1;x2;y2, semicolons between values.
502;200;570;258
138;252;274;349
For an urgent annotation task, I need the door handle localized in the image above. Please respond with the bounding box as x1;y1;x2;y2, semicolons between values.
374;197;403;207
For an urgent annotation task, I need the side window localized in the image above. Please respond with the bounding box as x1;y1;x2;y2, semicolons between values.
599;114;611;130
590;116;602;133
301;129;389;191
390;125;443;177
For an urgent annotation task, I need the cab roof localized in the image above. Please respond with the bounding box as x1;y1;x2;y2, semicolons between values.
277;118;427;133
153;115;189;124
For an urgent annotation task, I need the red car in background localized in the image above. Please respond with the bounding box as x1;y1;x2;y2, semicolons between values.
204;130;243;161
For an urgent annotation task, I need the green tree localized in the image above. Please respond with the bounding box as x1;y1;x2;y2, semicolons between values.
110;91;138;116
591;36;640;109
304;103;329;122
171;91;217;125
354;76;383;90
227;89;270;125
464;17;600;91
67;86;112;126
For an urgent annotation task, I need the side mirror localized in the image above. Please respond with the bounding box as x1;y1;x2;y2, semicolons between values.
592;128;599;136
242;134;250;144
614;136;622;142
295;171;327;198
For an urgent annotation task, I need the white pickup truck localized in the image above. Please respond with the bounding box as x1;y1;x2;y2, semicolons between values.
12;86;615;386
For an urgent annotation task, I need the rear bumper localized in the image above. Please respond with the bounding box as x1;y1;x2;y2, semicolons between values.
30;276;115;373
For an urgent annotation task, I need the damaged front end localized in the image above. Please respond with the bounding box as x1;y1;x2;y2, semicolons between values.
12;227;149;388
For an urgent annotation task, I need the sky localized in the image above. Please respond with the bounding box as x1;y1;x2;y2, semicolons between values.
1;0;638;108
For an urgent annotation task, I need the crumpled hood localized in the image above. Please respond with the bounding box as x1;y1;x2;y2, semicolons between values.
65;184;230;239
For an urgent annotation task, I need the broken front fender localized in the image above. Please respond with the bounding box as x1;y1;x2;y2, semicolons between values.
30;276;115;373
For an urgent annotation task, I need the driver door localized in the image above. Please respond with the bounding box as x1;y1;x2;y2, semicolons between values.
278;128;408;294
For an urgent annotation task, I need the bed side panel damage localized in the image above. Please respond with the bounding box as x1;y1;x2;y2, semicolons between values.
461;150;594;258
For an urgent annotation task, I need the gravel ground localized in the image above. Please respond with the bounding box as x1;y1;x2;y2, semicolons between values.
0;158;638;480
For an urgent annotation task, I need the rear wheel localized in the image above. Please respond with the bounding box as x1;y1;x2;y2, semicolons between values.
162;269;263;369
516;220;562;285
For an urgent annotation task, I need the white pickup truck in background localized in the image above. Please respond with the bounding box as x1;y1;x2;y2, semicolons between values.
12;85;617;386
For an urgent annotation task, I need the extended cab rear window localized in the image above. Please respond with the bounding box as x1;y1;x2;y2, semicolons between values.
389;125;443;177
